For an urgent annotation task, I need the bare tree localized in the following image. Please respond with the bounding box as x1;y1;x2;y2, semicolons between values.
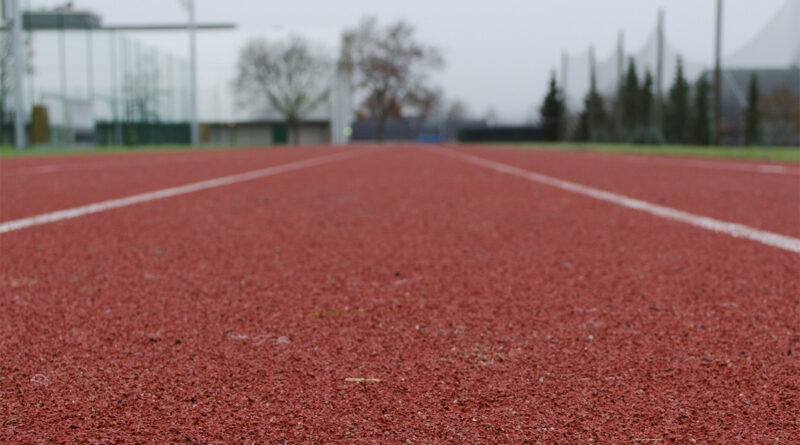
445;99;471;120
483;107;498;127
404;86;443;134
408;86;443;122
760;88;800;145
339;17;444;142
235;36;330;145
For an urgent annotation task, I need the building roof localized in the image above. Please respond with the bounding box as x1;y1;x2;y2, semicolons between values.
23;10;102;30
203;119;330;127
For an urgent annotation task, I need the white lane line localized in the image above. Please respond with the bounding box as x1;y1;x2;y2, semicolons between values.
2;150;281;176
432;146;800;254
0;148;370;234
612;154;800;175
7;159;201;176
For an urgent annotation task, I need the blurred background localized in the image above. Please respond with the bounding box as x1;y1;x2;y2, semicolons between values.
1;0;798;149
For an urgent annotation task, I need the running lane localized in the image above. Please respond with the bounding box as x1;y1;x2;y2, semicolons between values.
0;146;352;222
1;147;797;442
458;145;800;238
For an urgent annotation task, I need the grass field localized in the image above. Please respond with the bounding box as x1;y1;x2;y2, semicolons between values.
4;142;799;161
501;142;800;161
0;144;205;157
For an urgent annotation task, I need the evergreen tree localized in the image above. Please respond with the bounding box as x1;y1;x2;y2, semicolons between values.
620;58;640;139
744;74;761;145
539;72;566;141
574;112;589;141
664;58;690;143
690;75;711;145
640;71;654;128
583;71;608;142
626;70;659;143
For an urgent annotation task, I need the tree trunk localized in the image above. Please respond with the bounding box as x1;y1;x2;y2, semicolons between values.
287;118;300;146
376;116;386;142
0;100;6;142
291;121;300;146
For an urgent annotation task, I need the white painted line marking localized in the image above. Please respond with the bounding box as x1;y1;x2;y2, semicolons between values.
8;160;189;176
26;165;62;174
612;154;800;175
432;146;800;254
0;149;370;234
756;164;797;174
2;151;274;176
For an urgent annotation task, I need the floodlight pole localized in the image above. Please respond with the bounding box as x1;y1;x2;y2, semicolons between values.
655;9;664;140
560;51;567;99
9;0;26;148
187;0;199;146
712;0;723;145
588;45;596;141
616;30;624;136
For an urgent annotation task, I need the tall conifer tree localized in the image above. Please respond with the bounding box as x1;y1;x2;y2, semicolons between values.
664;58;690;143
690;75;711;145
540;72;566;141
743;74;762;145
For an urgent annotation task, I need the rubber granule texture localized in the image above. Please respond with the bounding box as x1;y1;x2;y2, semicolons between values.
1;146;798;443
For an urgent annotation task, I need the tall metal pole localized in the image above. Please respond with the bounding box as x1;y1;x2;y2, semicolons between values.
588;45;596;141
86;30;94;102
149;46;157;122
617;30;624;86
9;0;26;148
330;70;343;145
560;51;568;100
181;59;189;121
616;30;624;138
121;37;129;125
134;40;141;121
166;52;174;121
25;0;32;110
153;47;161;121
713;0;723;145
655;9;664;140
110;30;120;144
187;0;198;146
58;10;68;143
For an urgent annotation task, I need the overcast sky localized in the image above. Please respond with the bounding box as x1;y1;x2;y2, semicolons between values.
27;0;789;122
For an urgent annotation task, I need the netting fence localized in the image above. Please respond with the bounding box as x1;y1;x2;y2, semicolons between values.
1;25;191;146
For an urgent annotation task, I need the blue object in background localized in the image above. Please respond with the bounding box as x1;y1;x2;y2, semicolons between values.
418;133;445;143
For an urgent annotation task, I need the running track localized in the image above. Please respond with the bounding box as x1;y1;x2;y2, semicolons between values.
1;145;798;442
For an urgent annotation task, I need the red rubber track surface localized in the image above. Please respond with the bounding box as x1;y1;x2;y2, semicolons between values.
1;146;798;443
0;147;347;222
460;145;800;238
